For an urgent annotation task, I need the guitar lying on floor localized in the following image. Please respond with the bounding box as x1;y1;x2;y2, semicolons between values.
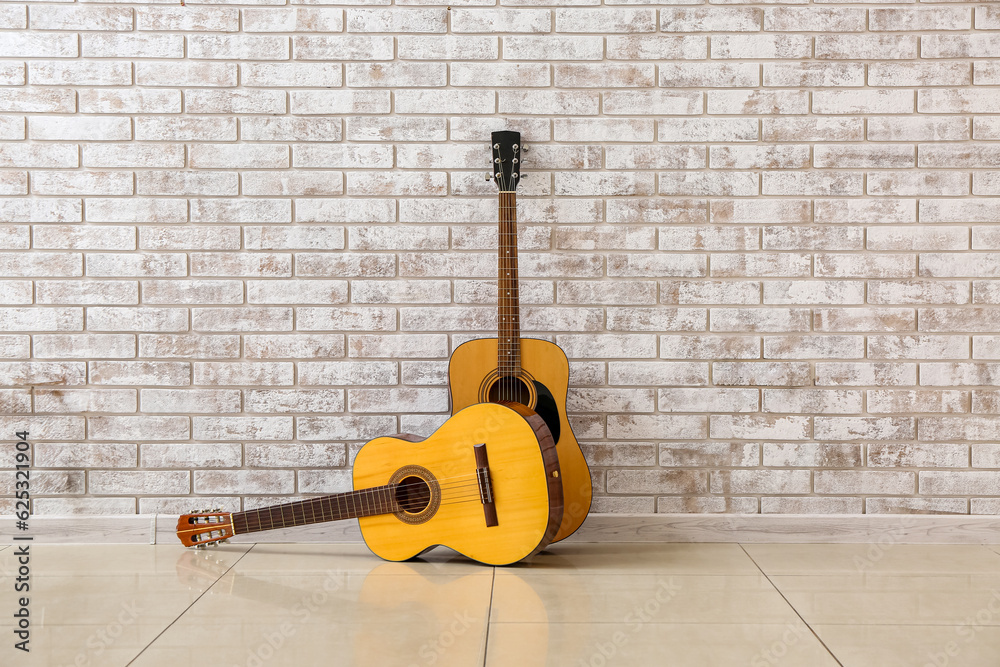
176;402;563;566
448;131;593;542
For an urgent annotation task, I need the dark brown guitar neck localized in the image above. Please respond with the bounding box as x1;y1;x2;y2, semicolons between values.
230;485;397;534
498;190;521;378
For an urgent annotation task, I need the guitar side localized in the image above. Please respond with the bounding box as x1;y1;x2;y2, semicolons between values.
448;337;593;542
355;402;563;566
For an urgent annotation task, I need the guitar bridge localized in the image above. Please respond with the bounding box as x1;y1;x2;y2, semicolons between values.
473;444;498;527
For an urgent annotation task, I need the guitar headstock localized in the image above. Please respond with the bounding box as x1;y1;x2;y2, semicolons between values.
176;508;234;548
490;130;522;193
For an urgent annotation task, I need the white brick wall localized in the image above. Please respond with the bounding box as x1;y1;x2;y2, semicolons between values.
0;0;998;518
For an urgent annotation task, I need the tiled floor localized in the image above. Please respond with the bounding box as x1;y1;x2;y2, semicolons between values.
3;542;1000;666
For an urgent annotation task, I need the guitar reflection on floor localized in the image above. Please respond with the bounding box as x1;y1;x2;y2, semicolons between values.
172;549;587;666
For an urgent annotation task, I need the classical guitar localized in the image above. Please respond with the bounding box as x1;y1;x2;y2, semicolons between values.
448;131;593;543
176;402;563;566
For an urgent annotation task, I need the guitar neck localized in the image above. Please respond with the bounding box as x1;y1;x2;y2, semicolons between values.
498;190;521;377
230;485;398;535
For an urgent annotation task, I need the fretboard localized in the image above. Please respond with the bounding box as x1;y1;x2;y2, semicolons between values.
498;190;521;377
231;485;398;534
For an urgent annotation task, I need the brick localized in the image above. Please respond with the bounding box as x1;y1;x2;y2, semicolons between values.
815;362;917;387
30;6;132;31
921;472;1000;495
869;281;969;306
661;63;759;88
190;35;289;60
870;7;971;31
765;8;864;32
764;335;865;359
191;200;291;224
712;361;812;387
660;335;760;360
243;8;343;32
88;307;188;333
711;200;810;225
242;64;342;88
137;7;239;32
186;90;286;115
660;118;758;143
36;282;137;306
606;307;705;331
607;253;706;278
813;90;914;115
710;145;809;170
0;88;75;113
762;172;863;196
868;172;968;197
816;199;916;224
32;171;133;196
33;334;136;359
0;281;29;305
297;415;396;441
815;471;914;495
399;36;497;60
558;8;655;32
872;63;971;88
346;62;445;87
85;146;187;173
0;253;82;277
504;36;603;60
347;8;446;33
293;36;393;61
28;116;132;141
921;35;1000;59
452;9;550;33
0;33;77;58
763;389;862;414
869;335;969;360
708;90;809;115
710;470;810;495
80;89;181;114
712;415;811;440
659;226;757;251
244;334;344;360
34;225;135;251
817;35;917;60
0;144;78;169
0;308;81;334
90;471;188;495
764;443;861;468
346;117;447;142
763;63;864;88
662;7;759;31
605;358;704;385
452;62;550;87
143;280;243;305
140;227;240;251
30;61;132;87
136;62;237;87
83;34;182;59
194;470;293;495
89;416;188;441
869;389;968;414
555;64;655;88
661;282;759;306
711;308;812;333
712;35;811;60
607;36;706;60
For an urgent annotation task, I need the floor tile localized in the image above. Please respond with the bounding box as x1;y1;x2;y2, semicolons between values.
815;624;1000;667
771;573;1000;626
0;543;251;577
491;571;801;625
129;561;492;667
745;543;1000;576
515;542;763;575
5;623;168;667
485;621;841;667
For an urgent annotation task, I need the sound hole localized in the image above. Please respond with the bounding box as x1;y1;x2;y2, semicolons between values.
395;476;431;514
488;375;531;406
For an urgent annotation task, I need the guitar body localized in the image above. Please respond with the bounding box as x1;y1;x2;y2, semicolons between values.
355;402;562;566
449;337;593;542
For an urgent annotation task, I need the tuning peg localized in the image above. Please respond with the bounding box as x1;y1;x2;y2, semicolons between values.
485;173;492;181
195;543;206;550
212;508;221;512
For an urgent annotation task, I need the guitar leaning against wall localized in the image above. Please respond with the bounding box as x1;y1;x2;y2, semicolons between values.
448;131;594;542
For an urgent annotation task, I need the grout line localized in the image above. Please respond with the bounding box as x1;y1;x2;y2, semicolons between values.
125;543;258;666
738;543;845;667
480;566;497;667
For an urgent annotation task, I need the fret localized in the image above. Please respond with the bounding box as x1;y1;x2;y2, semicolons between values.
224;485;398;535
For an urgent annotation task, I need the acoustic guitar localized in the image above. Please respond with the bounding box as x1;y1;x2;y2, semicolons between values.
448;131;593;542
176;402;563;566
